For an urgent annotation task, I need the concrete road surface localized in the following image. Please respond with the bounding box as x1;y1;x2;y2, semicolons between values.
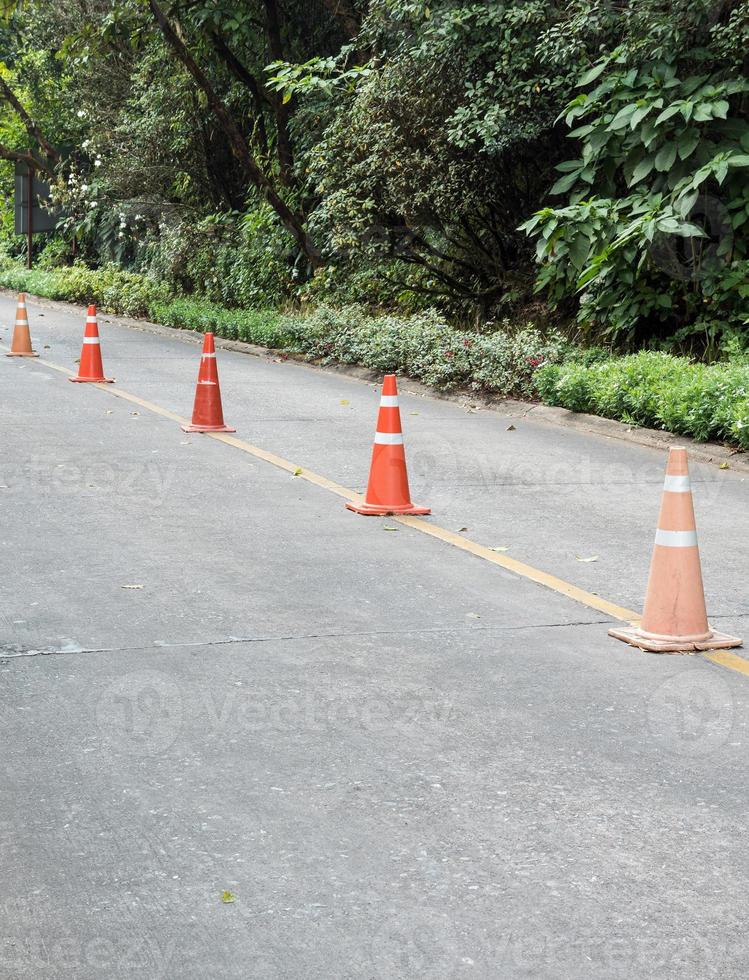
1;293;748;979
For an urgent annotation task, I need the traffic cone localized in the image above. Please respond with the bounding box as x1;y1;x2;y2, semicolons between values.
5;293;39;357
346;374;430;516
609;447;742;653
69;305;114;383
181;332;235;433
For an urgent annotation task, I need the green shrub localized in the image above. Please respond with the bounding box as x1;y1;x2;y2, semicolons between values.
0;261;172;317
3;255;746;450
536;351;749;449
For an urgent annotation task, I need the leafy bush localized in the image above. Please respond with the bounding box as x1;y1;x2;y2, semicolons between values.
521;4;749;353
537;351;749;448
4;255;747;449
0;260;172;317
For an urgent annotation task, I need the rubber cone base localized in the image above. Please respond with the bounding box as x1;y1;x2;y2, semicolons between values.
6;351;39;357
345;501;431;516
69;376;115;383
608;624;742;654
181;423;236;433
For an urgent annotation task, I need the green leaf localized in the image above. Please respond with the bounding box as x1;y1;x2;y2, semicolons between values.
577;61;609;87
549;171;581;195
727;155;749;168
569;233;591;270
655;143;677;172
693;103;713;122
677;129;700;161
629;156;655;186
608;104;637;131
654;104;681;126
630;105;652;128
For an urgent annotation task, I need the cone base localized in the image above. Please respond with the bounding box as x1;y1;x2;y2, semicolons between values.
181;423;236;433
69;376;115;383
609;624;742;654
6;350;39;357
345;501;431;516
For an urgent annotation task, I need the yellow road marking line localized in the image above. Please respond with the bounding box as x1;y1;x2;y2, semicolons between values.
702;649;749;677
9;346;749;680
393;515;640;622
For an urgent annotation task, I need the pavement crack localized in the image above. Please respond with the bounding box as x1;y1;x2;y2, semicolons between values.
0;619;613;662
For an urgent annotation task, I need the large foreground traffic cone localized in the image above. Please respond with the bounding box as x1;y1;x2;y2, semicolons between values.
5;293;39;357
69;305;114;383
346;374;430;516
181;332;235;433
609;447;742;653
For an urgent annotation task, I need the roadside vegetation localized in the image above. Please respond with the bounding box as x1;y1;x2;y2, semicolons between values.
0;1;747;447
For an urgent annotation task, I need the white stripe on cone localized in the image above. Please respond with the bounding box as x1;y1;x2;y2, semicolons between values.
86;316;97;324
654;529;698;547
82;337;100;345
663;475;691;493
379;395;399;407
374;432;403;445
201;352;216;358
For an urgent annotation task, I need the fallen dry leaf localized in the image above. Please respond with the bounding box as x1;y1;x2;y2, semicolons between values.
121;584;144;590
292;467;302;476
575;555;599;563
506;424;516;431
221;891;235;904
719;461;730;470
340;399;350;406
490;546;509;552
383;525;398;531
457;526;468;532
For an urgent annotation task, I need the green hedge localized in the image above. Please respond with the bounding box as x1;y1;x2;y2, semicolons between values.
536;352;749;450
2;260;747;450
0;260;568;399
0;261;172;317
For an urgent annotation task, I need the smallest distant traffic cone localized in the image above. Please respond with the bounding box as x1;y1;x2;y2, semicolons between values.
181;332;235;433
609;447;741;653
346;374;430;516
69;305;114;383
5;293;38;357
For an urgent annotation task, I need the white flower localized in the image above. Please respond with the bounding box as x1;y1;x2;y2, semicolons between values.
77;110;86;118
94;159;102;167
89;201;98;208
81;184;88;192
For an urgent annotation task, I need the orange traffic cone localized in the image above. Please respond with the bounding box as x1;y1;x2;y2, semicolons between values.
346;374;430;516
181;332;235;433
5;293;39;357
609;447;742;653
69;305;114;383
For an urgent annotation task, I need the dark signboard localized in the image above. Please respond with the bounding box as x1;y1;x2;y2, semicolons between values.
14;160;59;235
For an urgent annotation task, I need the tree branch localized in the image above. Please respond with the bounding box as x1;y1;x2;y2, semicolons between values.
148;0;322;268
321;0;360;39
263;0;295;187
210;29;270;154
0;141;54;174
0;76;60;167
